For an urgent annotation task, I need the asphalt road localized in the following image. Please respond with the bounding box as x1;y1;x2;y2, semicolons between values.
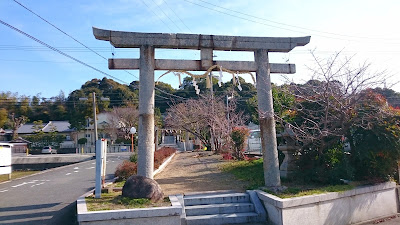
0;153;130;225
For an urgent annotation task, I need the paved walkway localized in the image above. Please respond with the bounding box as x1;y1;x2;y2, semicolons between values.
154;151;248;196
360;214;400;225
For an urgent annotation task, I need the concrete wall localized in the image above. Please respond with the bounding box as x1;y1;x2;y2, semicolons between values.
77;194;183;225
256;182;398;225
80;215;180;225
12;155;93;170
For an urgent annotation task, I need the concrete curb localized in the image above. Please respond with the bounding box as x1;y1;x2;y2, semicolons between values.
153;152;176;177
77;191;183;224
354;213;400;225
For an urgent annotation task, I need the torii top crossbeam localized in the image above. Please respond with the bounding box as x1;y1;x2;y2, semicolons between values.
93;27;310;74
93;27;310;52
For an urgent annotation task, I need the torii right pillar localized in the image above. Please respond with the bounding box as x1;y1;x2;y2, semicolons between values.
255;49;281;188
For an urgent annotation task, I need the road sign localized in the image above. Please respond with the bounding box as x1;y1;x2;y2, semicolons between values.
0;144;12;176
95;139;107;198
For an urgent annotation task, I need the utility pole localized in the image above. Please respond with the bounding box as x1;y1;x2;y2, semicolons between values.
79;93;109;155
92;92;98;141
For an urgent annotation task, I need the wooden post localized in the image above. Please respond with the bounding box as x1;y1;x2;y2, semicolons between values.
138;45;155;179
255;49;281;188
131;133;134;153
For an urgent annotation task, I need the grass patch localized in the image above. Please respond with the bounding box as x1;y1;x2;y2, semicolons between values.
222;158;354;198
114;181;125;188
221;158;264;189
264;184;354;198
85;192;171;211
0;170;39;182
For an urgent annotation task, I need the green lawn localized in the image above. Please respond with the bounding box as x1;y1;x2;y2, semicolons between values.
221;158;265;189
85;192;171;211
0;170;39;183
221;158;354;198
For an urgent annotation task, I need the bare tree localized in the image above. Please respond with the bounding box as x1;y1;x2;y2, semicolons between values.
10;113;27;140
165;94;246;152
286;51;389;151
106;106;139;141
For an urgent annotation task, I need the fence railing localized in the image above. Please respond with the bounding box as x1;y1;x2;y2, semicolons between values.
77;144;132;154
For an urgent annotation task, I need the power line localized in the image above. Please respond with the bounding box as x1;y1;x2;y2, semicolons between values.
12;0;108;60
193;0;400;41
140;0;174;32
0;19;130;85
163;0;193;33
183;0;400;43
11;1;186;101
150;0;182;32
0;58;104;64
0;45;174;52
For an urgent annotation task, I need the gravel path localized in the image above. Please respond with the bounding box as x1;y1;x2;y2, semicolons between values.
154;151;248;196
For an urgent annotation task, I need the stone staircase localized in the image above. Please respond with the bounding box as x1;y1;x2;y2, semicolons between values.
182;190;266;225
159;143;180;149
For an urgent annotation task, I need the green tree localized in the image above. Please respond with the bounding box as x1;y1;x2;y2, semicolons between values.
246;84;295;125
26;120;65;149
0;108;8;128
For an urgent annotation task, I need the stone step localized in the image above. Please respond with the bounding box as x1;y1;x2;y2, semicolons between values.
184;190;238;197
186;212;260;225
185;202;254;216
184;193;250;206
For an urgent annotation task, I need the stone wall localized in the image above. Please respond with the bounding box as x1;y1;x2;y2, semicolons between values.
256;182;398;225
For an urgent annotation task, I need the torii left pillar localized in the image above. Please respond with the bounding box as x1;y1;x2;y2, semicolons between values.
138;45;155;179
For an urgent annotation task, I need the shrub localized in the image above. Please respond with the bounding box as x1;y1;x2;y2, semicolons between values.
230;127;250;160
78;138;87;145
130;154;138;163
114;147;176;181
292;90;400;184
293;144;354;184
114;161;137;182
222;152;233;160
350;119;400;182
154;147;176;169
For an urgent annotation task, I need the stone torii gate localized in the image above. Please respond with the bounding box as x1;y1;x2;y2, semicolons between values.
93;27;310;187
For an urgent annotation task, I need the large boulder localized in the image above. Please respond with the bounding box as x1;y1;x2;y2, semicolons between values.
122;175;164;202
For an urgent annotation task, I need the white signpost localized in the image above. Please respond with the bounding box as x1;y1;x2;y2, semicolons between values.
0;144;12;180
95;139;107;198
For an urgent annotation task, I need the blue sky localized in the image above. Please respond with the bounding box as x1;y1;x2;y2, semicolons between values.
1;0;400;98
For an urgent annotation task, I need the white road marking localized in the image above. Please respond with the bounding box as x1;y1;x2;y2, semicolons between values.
91;163;95;165
74;171;79;173
12;182;27;188
74;167;79;169
86;167;95;169
66;173;71;176
31;182;45;188
0;190;8;193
